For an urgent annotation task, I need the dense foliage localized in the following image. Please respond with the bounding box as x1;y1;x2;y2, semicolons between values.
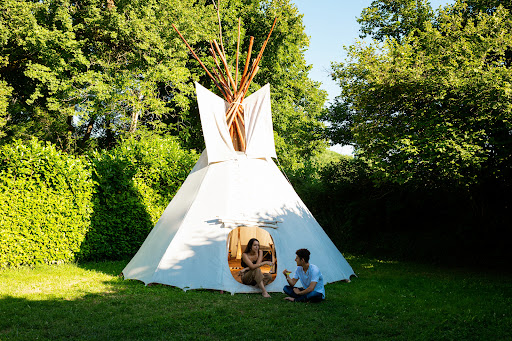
357;0;435;43
328;0;512;186
0;0;327;166
3;0;510;268
0;0;328;267
0;0;217;150
296;156;509;265
318;0;511;264
0;139;93;267
79;133;198;260
0;136;197;268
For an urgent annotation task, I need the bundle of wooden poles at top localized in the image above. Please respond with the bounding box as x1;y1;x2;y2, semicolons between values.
172;11;277;152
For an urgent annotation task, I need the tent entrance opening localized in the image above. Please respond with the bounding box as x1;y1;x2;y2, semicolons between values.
227;226;276;284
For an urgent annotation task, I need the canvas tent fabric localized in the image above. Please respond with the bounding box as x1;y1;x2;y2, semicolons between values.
241;83;276;160
195;83;234;163
122;85;354;293
196;82;276;163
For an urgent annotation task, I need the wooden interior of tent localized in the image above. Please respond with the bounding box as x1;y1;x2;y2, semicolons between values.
227;226;277;284
172;5;277;152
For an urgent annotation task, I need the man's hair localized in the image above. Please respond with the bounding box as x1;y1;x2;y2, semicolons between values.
296;248;310;263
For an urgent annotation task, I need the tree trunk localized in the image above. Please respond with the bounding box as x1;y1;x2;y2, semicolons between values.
128;92;144;133
104;118;115;149
129;110;139;133
79;116;96;150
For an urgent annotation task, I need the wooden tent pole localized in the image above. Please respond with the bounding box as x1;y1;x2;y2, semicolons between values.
171;24;226;98
213;0;227;58
209;44;233;100
235;18;241;91
254;17;278;66
241;65;259;99
244;17;277;87
237;105;245;125
213;40;237;92
233;18;276;103
210;66;233;101
210;44;226;83
226;91;246;127
173;13;277;153
232;114;246;151
240;36;254;86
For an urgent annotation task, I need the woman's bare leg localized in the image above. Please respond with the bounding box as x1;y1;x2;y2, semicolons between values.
257;280;271;297
254;268;271;297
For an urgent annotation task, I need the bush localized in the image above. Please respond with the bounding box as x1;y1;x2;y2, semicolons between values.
77;133;199;261
0;135;199;267
0;139;93;267
296;155;511;266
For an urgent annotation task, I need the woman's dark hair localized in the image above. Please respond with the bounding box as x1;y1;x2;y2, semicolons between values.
243;238;259;254
296;248;310;263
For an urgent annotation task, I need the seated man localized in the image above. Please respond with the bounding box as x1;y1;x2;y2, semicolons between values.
282;248;325;303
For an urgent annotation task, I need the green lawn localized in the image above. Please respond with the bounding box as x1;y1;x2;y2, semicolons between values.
1;255;510;340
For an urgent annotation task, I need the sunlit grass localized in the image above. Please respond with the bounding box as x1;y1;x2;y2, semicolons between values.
1;256;510;340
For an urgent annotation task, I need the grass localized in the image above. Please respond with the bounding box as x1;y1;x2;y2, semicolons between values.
1;255;511;340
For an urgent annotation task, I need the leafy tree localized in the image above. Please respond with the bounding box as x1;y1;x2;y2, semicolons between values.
329;1;512;186
1;0;327;164
0;0;214;151
459;0;512;13
357;0;512;44
357;0;434;42
0;82;11;139
322;98;354;147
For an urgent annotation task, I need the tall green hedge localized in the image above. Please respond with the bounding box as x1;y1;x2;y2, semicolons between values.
0;135;198;268
294;156;510;266
78;134;199;261
0;139;93;267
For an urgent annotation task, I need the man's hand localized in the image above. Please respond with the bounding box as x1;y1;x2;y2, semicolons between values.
283;269;298;286
293;287;301;295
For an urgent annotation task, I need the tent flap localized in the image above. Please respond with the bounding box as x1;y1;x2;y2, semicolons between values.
243;84;277;159
196;83;277;162
196;82;236;163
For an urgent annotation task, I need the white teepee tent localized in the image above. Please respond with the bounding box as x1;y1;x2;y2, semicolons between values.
122;83;355;293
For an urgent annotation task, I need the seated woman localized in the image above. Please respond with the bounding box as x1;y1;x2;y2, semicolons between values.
240;238;273;298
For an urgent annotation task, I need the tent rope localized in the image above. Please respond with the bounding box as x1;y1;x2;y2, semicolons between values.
274;156;294;187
